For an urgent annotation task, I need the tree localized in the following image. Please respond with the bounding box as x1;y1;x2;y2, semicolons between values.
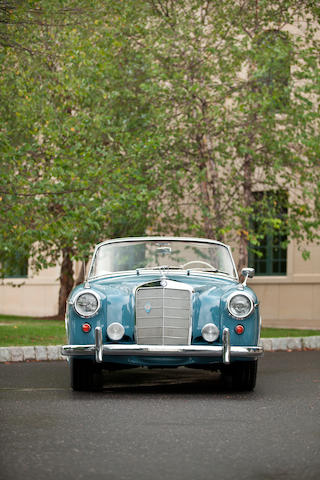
0;0;160;316
131;0;320;271
1;0;319;319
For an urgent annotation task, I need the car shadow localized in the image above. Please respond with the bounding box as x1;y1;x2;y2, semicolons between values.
90;367;254;396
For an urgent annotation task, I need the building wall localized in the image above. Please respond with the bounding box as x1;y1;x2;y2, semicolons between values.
0;241;319;328
249;241;320;329
0;264;60;317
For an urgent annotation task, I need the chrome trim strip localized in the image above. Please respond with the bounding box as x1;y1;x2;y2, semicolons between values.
227;244;239;281
95;326;103;363
162;284;165;344
222;328;231;364
61;344;264;361
96;236;228;248
258;315;262;344
89;270;238;282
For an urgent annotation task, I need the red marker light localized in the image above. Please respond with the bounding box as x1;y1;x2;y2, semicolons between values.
82;323;91;333
235;324;244;335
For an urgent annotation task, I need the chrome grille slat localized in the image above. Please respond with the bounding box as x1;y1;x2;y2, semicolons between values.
138;326;187;329
135;286;191;346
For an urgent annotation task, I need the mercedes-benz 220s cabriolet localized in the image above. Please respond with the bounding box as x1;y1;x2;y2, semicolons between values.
62;237;263;391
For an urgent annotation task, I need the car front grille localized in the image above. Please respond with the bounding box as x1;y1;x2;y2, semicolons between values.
135;286;191;345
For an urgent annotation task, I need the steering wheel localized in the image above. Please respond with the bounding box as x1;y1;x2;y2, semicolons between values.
182;260;216;270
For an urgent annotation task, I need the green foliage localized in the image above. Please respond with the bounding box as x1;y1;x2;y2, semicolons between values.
0;1;160;279
0;0;319;286
133;1;320;268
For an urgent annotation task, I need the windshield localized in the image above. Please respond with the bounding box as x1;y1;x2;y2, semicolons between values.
89;240;236;278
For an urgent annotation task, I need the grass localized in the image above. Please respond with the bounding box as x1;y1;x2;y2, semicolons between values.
0;315;319;347
0;315;66;347
261;327;320;338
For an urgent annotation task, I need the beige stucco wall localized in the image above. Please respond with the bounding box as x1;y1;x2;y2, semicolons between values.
249;241;320;329
252;282;320;329
0;264;60;317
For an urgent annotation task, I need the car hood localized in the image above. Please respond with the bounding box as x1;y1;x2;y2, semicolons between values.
87;272;238;297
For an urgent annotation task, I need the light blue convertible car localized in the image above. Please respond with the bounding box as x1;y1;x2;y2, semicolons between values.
62;237;263;391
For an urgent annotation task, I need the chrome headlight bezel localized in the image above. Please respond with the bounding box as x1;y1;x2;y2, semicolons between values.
227;292;254;319
73;290;101;318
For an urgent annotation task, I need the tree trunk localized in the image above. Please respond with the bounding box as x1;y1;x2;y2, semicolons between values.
198;133;224;242
200;178;215;239
58;248;74;318
237;229;249;274
75;260;87;286
237;152;253;274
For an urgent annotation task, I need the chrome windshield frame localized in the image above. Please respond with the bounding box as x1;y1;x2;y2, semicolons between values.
87;237;239;281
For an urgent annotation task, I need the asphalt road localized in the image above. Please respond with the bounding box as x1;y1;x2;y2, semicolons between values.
0;351;319;480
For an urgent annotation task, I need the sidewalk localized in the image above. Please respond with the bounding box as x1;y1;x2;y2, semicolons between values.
0;336;319;362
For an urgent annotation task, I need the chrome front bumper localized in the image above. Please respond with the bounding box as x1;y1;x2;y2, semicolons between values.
61;327;264;365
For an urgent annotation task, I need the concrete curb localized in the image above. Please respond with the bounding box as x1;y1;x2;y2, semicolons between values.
0;337;319;363
0;345;64;363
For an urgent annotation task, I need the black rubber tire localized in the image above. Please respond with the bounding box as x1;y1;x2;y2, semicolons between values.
70;358;103;392
222;360;258;392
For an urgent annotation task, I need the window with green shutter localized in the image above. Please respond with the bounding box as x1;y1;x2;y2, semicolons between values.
1;250;29;278
248;191;287;276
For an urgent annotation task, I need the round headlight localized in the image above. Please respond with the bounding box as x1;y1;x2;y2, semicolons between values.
107;322;125;341
201;323;219;343
228;293;253;319
74;291;100;317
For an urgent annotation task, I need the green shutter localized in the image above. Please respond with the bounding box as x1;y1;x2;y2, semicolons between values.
248;191;287;276
1;250;28;278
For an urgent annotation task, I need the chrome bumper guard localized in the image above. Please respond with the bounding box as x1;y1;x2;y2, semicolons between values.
61;327;264;365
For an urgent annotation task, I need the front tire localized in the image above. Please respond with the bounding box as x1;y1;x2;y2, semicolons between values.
222;360;258;391
70;358;103;391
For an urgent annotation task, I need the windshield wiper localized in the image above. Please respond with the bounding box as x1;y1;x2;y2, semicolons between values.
149;265;183;270
135;266;230;275
135;265;183;274
188;268;230;275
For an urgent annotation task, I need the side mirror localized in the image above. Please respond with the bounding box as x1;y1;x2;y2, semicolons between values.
241;267;255;287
